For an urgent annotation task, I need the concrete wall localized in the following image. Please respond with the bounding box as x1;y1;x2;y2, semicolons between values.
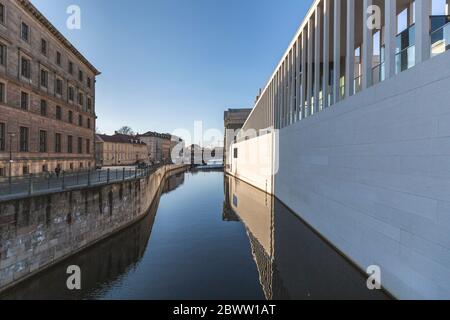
274;50;450;299
0;164;187;292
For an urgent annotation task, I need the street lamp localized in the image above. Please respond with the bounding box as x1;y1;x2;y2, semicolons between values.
7;132;16;191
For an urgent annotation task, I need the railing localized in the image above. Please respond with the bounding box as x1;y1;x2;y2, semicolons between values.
431;15;450;57
0;162;172;200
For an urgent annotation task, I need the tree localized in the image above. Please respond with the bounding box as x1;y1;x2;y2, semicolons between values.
117;126;134;136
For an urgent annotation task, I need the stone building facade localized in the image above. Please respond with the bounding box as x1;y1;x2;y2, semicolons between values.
95;134;148;167
137;131;172;164
0;0;100;177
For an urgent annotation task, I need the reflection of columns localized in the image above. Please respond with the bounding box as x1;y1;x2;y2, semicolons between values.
384;0;397;79
333;0;341;104
415;0;431;65
295;38;300;122
301;32;307;120
307;18;313;117
345;0;355;97
323;0;330;109
362;0;373;89
314;6;321;113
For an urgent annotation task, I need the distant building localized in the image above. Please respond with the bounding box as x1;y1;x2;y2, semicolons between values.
223;108;252;169
0;0;100;177
95;133;147;167
137;131;173;163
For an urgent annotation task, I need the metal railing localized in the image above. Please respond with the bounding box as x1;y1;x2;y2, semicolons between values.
0;162;172;200
431;15;450;57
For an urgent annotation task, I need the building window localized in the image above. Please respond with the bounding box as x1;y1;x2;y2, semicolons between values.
41;39;47;55
233;148;238;159
40;99;47;116
77;137;83;154
56;105;62;120
19;126;29;152
78;114;83;127
23;166;29;175
86;139;90;154
78;92;84;107
0;43;6;66
40;69;48;88
55;133;61;153
0;82;5;103
0;167;4;177
56;51;61;66
69;163;73;170
0;3;5;25
68;86;74;101
87;77;91;88
20;91;29;110
39;130;47;152
69;61;73;74
78;70;83;82
21;57;31;79
67;135;73;153
87;97;92;112
21;22;29;42
68;110;73;123
87;118;91;129
0;122;4;151
56;78;63;95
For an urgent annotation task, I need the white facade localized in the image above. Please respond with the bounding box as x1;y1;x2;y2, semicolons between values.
229;0;450;299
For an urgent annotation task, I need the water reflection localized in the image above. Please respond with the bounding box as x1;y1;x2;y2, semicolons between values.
223;175;390;300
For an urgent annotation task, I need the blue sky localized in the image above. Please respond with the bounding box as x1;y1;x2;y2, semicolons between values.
32;0;312;140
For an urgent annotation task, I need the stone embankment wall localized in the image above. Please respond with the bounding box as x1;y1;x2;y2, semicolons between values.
0;164;187;292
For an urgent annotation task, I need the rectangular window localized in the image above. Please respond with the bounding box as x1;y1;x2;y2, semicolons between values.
0;82;5;103
78;92;84;106
40;69;48;88
40;99;47;116
0;122;4;151
0;43;6;66
87;77;91;88
69;61;73;74
56;105;62;120
23;166;29;175
0;3;5;25
41;39;47;55
19;126;29;152
77;137;83;154
233;148;238;159
86;139;90;154
55;133;61;153
0;167;4;177
78;70;83;82
78;114;83;127
68;110;73;123
39;130;47;152
56;51;61;66
87;118;91;129
87;97;92;112
21;22;29;42
67;135;73;153
21;57;31;79
68;86;74;101
56;78;63;95
20;91;28;110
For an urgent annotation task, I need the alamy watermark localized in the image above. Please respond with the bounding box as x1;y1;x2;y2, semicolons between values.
66;5;81;30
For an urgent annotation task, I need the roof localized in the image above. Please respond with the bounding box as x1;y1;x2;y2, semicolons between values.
18;0;101;76
138;131;172;140
96;134;146;145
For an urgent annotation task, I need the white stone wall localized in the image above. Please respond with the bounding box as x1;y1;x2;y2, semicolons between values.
274;50;450;299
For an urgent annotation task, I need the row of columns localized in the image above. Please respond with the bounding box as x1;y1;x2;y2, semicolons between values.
258;0;433;130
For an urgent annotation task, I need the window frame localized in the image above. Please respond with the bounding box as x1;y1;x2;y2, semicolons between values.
39;129;47;153
19;126;29;152
40;38;47;56
0;81;6;104
54;133;62;153
56;105;62;120
20;21;30;42
0;122;5;152
40;99;47;116
20;90;29;110
20;56;31;79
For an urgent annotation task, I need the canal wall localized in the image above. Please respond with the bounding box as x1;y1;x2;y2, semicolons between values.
229;50;450;299
0;164;188;292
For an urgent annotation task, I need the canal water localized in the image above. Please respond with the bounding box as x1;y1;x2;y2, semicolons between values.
0;170;389;300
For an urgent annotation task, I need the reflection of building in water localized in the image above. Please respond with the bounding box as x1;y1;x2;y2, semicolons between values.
224;175;389;300
163;172;185;193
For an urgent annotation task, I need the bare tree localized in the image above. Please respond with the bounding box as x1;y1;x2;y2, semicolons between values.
117;126;134;136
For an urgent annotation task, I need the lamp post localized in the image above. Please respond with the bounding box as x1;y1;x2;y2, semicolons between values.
8;132;16;192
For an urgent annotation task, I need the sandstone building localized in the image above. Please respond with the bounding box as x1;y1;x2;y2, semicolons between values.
95;134;148;167
0;0;100;177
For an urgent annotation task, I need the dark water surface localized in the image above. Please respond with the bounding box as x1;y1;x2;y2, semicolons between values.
1;171;389;300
